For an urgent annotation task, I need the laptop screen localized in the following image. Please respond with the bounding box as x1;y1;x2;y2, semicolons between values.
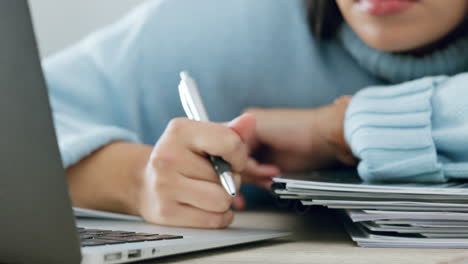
0;1;81;263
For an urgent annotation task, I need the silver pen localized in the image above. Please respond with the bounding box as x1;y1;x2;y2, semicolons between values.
178;71;237;197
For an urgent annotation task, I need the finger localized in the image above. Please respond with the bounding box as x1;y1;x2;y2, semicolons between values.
334;95;353;105
176;176;233;213
232;173;246;210
336;151;358;166
260;178;274;190
243;158;281;182
232;193;246;210
159;204;234;229
234;173;242;193
244;177;274;190
242;158;278;189
176;148;220;183
227;113;256;143
152;139;219;183
167;118;249;172
227;114;259;154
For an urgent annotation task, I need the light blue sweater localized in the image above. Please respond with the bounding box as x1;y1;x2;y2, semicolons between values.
43;0;468;183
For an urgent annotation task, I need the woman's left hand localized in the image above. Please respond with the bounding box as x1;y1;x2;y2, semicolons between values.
232;96;357;209
246;95;356;169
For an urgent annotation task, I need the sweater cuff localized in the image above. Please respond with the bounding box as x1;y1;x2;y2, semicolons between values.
344;77;446;183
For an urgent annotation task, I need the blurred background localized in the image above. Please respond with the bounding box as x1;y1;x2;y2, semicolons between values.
29;0;145;58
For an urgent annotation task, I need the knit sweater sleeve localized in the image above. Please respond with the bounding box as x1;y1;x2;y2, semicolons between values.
42;2;159;168
344;72;468;183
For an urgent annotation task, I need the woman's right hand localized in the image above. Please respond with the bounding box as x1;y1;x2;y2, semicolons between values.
136;114;256;228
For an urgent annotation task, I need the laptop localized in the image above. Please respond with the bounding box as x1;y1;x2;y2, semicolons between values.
0;1;288;263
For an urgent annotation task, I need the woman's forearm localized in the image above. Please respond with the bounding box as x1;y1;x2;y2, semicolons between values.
66;142;153;215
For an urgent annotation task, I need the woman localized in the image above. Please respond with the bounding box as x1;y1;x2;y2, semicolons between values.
44;0;468;228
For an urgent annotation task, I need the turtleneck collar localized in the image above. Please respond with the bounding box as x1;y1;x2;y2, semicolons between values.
338;23;468;83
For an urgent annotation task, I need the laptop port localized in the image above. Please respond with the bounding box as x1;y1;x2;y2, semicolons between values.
104;252;122;262
128;249;141;259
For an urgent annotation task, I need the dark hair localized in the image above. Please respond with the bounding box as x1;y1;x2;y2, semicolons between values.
306;0;343;40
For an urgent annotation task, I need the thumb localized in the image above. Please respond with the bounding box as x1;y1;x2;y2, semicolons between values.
227;113;256;143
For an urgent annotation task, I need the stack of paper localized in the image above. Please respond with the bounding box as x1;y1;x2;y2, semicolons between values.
272;170;468;248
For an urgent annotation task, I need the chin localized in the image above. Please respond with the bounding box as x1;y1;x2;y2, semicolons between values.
351;24;438;53
339;0;468;53
358;33;419;53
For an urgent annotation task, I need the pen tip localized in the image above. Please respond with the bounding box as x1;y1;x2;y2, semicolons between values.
220;172;237;197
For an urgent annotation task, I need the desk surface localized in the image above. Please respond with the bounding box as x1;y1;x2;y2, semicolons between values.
144;207;467;264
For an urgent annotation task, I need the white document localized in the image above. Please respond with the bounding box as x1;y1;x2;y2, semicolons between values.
275;171;468;195
302;200;468;207
343;217;468;248
348;210;468;222
273;170;468;248
359;222;468;234
421;233;468;238
329;205;468;212
276;189;468;201
301;200;468;211
374;220;468;229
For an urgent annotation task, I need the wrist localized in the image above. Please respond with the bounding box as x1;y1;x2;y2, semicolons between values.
66;142;153;216
119;143;153;216
316;97;357;166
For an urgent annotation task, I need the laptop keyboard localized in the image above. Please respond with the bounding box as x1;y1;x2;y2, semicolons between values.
77;227;183;247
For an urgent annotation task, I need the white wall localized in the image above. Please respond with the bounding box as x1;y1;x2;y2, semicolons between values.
28;0;145;58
